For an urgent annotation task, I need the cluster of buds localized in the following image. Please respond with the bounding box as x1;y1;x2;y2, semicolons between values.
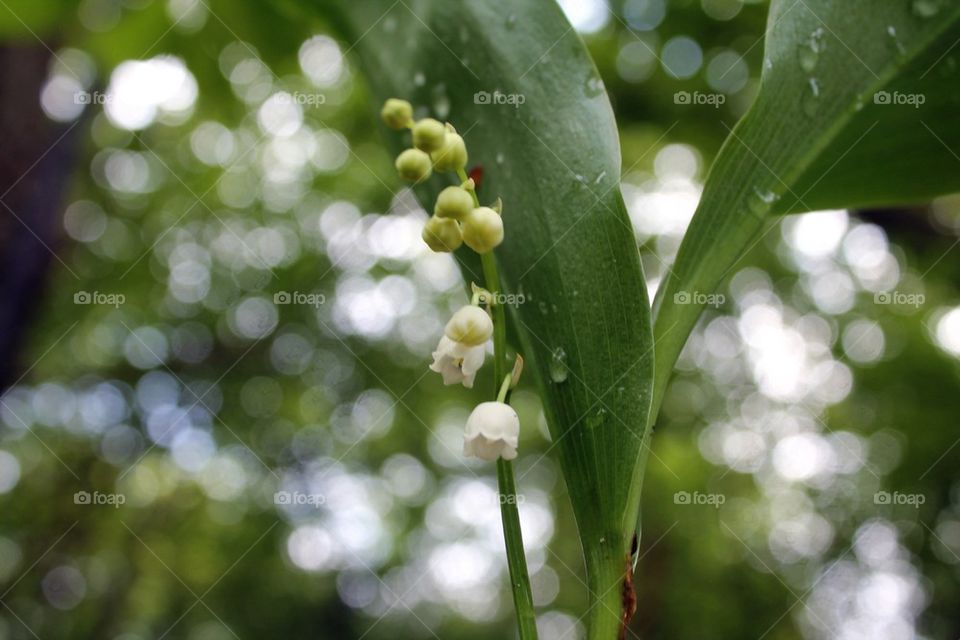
381;98;519;462
380;98;504;256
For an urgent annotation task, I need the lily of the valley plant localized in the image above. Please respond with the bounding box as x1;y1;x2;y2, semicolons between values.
381;98;539;637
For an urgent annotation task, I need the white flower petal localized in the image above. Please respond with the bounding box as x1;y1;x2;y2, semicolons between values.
463;402;520;461
429;335;486;388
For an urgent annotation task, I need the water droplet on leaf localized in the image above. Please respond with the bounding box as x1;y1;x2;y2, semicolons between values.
585;75;605;97
431;84;450;119
802;77;821;116
549;348;569;383
797;28;824;73
748;187;779;215
886;26;907;57
912;0;941;17
586;407;607;430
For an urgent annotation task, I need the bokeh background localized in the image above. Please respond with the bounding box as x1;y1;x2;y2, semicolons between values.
1;0;959;638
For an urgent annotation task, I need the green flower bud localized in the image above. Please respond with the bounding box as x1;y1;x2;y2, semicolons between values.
395;148;432;183
462;207;504;254
431;133;468;172
412;118;447;152
422;216;462;253
380;98;413;129
434;186;474;220
445;305;493;346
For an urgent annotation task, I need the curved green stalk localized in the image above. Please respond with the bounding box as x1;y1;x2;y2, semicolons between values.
462;169;538;639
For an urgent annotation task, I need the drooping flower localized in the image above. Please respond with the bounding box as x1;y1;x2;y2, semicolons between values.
444;305;493;346
463;402;520;461
429;335;486;388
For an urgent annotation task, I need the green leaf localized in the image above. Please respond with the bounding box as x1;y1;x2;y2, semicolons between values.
652;1;960;415
329;1;653;635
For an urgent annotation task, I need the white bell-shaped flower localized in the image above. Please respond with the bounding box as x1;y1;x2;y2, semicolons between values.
444;305;493;346
463;402;520;461
429;335;486;388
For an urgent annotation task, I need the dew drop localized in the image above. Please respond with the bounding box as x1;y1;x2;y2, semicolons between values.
912;0;941;17
802;77;821;116
507;14;518;29
496;151;505;165
431;84;450;119
413;72;426;87
586;407;607;430
747;187;779;215
538;300;549;315
797;28;824;73
549;348;569;383
886;26;907;57
585;75;605;97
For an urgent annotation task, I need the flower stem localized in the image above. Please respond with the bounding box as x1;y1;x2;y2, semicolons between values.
462;168;537;639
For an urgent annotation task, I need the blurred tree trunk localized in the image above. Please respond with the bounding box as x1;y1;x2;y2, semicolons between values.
0;44;79;392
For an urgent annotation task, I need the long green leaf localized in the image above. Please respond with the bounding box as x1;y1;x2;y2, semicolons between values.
653;0;960;415
329;1;653;636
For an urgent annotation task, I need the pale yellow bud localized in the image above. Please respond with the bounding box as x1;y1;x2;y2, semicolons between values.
396;148;432;183
412;118;447;152
422;216;462;252
462;207;504;253
381;98;413;129
431;133;468;172
434;186;474;220
445;305;493;346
